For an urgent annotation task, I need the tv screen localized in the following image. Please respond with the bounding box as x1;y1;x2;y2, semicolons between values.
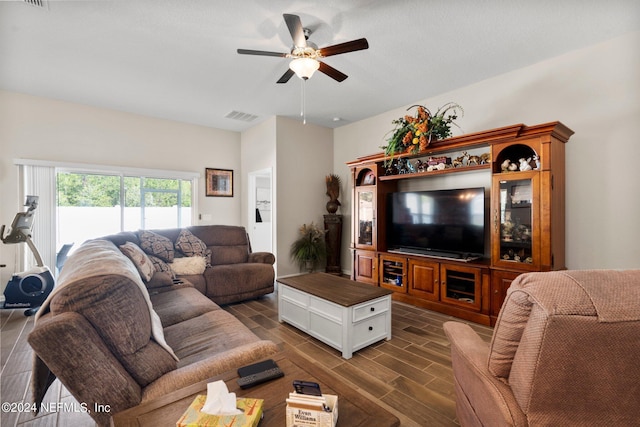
387;187;485;258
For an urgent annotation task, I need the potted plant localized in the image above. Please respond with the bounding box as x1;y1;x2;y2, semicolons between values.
382;102;463;164
290;222;327;272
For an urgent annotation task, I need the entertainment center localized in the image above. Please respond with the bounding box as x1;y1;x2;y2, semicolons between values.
347;121;573;325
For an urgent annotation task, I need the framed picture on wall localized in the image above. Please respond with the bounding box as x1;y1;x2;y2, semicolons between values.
205;168;233;197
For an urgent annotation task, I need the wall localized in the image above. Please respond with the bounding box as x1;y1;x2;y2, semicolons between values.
335;31;640;271
0;90;242;285
276;116;334;277
240;117;277;268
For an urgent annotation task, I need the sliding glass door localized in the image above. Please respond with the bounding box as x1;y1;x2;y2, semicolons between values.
57;172;192;253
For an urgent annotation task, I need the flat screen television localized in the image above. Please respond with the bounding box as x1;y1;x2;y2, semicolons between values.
386;187;486;259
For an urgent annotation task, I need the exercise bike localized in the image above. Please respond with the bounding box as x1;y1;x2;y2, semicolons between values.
1;196;55;316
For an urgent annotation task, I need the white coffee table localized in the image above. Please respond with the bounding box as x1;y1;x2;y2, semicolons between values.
277;273;393;359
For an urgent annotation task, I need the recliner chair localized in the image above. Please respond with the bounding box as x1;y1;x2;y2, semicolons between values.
443;269;640;427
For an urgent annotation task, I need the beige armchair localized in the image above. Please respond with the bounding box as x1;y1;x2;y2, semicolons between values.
444;270;640;427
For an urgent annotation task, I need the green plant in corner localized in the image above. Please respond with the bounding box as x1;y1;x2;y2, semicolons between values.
382;102;464;165
290;222;327;272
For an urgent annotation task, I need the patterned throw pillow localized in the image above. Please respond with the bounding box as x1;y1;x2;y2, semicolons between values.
119;242;154;282
175;229;211;265
139;230;174;262
148;254;176;279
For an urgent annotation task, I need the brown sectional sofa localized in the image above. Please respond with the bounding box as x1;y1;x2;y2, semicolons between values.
100;225;276;304
28;226;279;426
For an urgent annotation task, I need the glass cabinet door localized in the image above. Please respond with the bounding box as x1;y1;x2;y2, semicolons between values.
355;187;375;248
493;173;539;269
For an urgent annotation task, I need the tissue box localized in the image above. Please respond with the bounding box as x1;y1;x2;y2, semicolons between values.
176;395;263;427
286;394;338;427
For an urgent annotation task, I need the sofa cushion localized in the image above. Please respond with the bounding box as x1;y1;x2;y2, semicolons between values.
170;256;207;276
150;287;219;327
163;310;276;367
204;264;274;299
146;272;175;290
189;225;249;265
120;242;154;282
139;230;175;262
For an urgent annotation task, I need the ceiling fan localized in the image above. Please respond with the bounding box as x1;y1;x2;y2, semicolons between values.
237;13;369;83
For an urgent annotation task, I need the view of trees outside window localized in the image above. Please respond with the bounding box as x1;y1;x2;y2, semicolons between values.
56;172;192;252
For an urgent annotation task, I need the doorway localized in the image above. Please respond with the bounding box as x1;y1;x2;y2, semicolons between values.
247;168;273;254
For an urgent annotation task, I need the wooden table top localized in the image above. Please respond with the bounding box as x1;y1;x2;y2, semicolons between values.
277;273;392;307
111;347;399;427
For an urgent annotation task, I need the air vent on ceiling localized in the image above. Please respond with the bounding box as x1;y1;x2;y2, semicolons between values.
23;0;48;8
225;111;258;122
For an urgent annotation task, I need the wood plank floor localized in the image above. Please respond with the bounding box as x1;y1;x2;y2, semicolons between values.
0;290;493;427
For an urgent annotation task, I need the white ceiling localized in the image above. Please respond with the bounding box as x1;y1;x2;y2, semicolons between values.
1;0;638;132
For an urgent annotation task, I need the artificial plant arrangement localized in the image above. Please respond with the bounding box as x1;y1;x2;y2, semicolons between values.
290;222;327;272
382;102;464;162
325;174;341;214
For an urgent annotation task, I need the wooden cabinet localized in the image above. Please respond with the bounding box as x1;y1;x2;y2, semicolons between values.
347;122;573;326
354;186;376;249
379;253;407;293
491;270;522;320
408;258;439;301
354;250;377;285
440;263;483;311
492;171;541;271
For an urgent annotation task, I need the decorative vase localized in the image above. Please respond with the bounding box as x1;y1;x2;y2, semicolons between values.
326;200;339;214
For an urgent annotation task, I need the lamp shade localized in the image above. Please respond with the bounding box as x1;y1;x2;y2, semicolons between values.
289;57;320;80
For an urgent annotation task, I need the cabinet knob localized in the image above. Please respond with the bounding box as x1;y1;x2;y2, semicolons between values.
370;307;375;312
434;280;439;285
368;326;373;331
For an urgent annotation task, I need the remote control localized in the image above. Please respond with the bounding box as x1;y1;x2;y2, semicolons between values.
237;367;284;389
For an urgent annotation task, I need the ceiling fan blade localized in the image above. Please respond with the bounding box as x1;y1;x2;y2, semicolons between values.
283;13;307;48
277;68;295;84
237;49;288;58
318;62;348;82
319;38;369;57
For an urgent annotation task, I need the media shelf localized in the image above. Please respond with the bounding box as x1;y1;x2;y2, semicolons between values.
378;163;490;181
348;121;573;325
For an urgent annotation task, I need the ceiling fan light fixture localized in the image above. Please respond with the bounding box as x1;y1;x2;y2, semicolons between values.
289;57;319;80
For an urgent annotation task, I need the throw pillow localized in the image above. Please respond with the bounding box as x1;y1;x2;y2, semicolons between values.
148;254;176;279
170;256;207;276
119;242;154;282
139;230;174;262
175;229;211;264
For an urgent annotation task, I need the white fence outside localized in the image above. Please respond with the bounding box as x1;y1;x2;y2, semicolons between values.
57;206;191;254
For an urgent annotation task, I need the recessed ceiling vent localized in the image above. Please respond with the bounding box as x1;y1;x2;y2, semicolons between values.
225;111;258;122
23;0;48;8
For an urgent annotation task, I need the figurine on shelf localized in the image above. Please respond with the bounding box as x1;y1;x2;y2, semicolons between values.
467;154;482;166
453;155;465;168
508;162;519;171
480;152;491;164
396;158;411;174
519;158;532;171
501;159;512;172
415;159;427;172
532;155;540;170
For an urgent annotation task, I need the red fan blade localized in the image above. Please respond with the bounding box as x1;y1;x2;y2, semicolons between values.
283;14;306;48
277;68;295;84
319;38;369;57
318;62;348;82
